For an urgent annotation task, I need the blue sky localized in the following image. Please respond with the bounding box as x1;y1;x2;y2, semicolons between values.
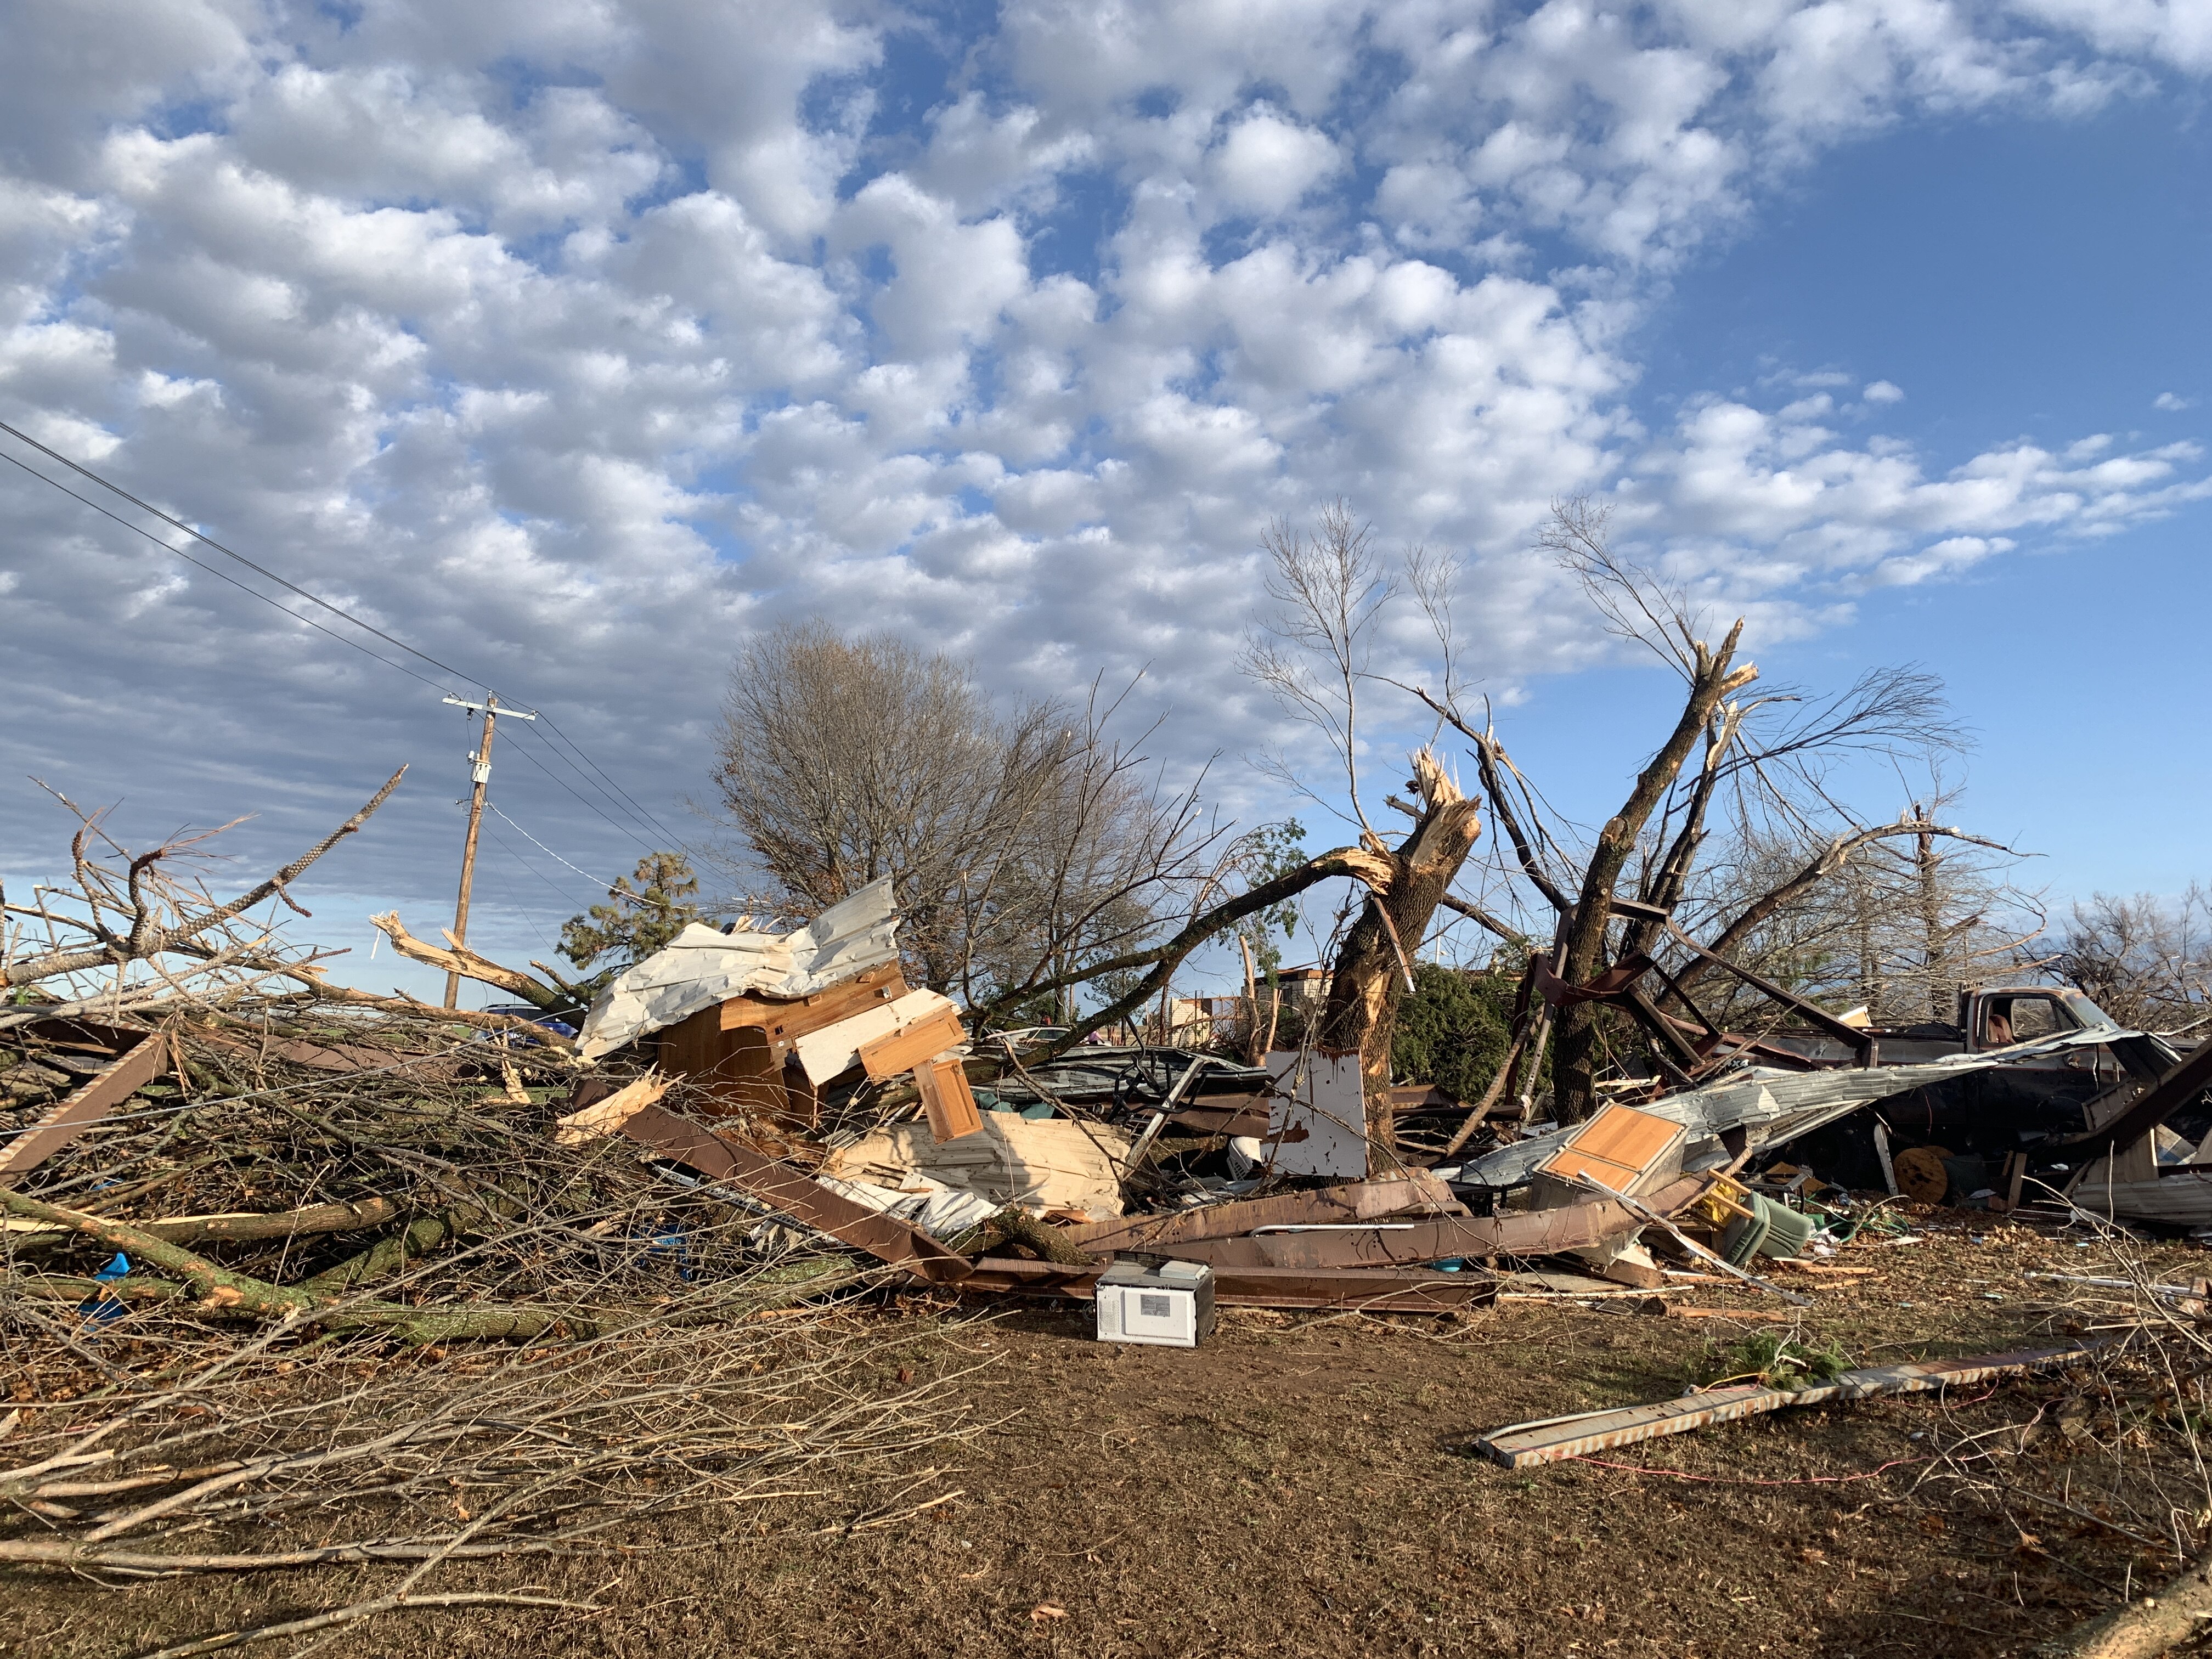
1;1;2207;1006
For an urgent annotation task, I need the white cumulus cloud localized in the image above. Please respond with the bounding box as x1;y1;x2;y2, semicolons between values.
0;0;2204;973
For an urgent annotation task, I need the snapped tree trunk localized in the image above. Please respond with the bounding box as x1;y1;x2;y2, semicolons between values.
1317;749;1483;1167
1551;624;1754;1123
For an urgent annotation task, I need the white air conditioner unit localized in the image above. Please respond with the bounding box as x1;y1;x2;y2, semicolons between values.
1094;1259;1216;1348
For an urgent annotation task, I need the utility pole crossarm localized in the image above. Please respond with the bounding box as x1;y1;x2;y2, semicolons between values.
440;692;535;1009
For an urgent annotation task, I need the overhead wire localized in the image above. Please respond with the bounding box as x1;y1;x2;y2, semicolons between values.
487;802;615;896
532;712;708;859
0;448;459;698
0;417;480;687
0;419;712;881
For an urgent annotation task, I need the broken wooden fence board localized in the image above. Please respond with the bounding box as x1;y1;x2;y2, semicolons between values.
1474;1345;2095;1469
0;1030;171;1185
611;1101;974;1283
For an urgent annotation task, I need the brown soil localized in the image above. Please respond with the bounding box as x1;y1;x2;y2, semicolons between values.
8;1217;2208;1659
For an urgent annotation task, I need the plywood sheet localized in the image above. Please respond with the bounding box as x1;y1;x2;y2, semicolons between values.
1538;1102;1684;1194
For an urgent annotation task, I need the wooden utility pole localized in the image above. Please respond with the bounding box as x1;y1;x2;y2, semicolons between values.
441;693;536;1008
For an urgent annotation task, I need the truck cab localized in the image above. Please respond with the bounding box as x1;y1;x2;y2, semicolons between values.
1958;985;2119;1052
1783;984;2175;1190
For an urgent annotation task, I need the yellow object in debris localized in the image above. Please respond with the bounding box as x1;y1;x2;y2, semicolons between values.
1684;1175;1758;1229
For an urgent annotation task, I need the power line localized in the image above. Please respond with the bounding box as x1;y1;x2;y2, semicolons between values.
0;449;458;697
479;821;600;918
0;418;482;688
534;712;708;858
499;730;663;856
1;420;712;873
488;801;615;894
504;724;667;850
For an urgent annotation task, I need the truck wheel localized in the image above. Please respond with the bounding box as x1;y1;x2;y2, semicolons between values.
1893;1145;1955;1206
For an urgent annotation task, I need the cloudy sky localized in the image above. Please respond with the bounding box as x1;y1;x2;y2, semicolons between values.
3;0;2207;1004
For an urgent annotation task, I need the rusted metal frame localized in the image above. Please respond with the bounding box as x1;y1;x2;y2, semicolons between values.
951;1255;1494;1312
0;1029;171;1186
1641;953;1726;1049
1059;1172;1465;1254
2046;1036;2212;1166
1131;1175;1708;1272
1660;919;1875;1063
1618;987;1703;1080
1532;952;1654;1008
1603;898;1874;1064
610;1102;973;1283
1473;1345;2096;1469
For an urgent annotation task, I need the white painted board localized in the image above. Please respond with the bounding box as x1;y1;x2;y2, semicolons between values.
1261;1049;1369;1178
791;988;959;1085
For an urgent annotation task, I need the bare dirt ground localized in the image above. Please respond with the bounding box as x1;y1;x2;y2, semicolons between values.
9;1214;2210;1659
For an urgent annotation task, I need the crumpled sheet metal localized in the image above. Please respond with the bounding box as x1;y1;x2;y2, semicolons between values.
1456;1027;2129;1191
578;877;901;1060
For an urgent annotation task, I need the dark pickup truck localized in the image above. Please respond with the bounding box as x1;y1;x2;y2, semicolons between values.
1774;985;2193;1190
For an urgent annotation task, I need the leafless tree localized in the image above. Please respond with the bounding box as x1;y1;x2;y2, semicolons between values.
711;622;1217;1015
2049;888;2212;1034
1240;501;1398;847
1239;504;1484;1163
1404;497;1999;1118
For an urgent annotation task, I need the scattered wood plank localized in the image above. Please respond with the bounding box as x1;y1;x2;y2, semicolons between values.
789;989;958;1084
860;1005;967;1080
1058;1171;1468;1254
0;1031;170;1186
553;1071;671;1145
1120;1175;1709;1272
717;960;909;1036
1472;1345;2095;1469
610;1101;973;1283
953;1254;1493;1312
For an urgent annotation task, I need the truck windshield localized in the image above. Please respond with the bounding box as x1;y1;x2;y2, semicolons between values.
2064;993;2120;1030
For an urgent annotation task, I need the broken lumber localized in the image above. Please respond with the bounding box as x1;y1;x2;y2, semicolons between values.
953;1254;1493;1312
1060;1171;1467;1254
1474;1345;2095;1469
0;1029;170;1185
1117;1175;1708;1272
608;1100;973;1283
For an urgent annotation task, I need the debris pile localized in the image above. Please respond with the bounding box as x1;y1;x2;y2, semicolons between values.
346;871;2212;1326
15;787;2212;1655
0;802;979;1647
